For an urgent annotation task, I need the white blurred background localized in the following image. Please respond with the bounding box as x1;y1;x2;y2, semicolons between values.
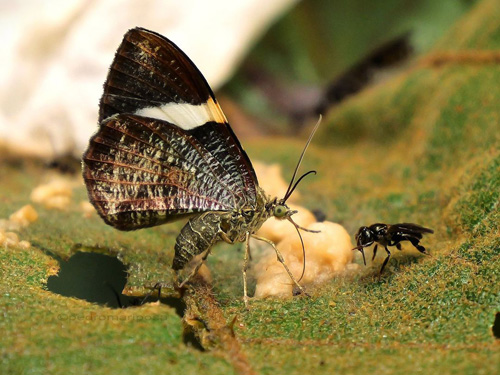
0;0;296;157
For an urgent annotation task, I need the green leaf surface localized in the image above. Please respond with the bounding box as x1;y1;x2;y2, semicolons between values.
1;1;499;374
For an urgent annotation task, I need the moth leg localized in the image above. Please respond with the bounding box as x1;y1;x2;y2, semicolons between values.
380;246;392;275
251;235;307;296
219;231;251;306
372;244;378;261
178;248;212;289
294;225;320;233
141;281;171;304
243;232;251;308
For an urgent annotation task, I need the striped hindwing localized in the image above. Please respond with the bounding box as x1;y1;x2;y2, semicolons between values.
83;114;241;230
98;27;258;205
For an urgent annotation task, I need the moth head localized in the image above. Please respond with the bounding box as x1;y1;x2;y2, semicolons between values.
272;201;296;220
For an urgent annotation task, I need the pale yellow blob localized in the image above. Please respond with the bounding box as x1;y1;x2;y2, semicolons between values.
256;203;316;243
253;161;300;202
80;201;95;218
0;206;36;249
254;221;354;298
9;204;38;227
185;253;213;284
30;179;73;209
0;230;30;249
18;240;31;250
0;231;19;246
197;264;212;284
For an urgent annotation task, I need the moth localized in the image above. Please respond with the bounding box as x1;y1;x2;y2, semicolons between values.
82;28;318;305
353;223;434;274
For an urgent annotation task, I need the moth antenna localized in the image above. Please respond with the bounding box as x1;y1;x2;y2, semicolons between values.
287;217;307;283
283;170;317;203
283;115;322;201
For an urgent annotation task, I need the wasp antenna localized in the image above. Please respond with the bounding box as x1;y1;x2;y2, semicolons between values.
283;115;322;201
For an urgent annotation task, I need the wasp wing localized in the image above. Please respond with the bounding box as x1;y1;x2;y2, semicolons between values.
388;223;434;239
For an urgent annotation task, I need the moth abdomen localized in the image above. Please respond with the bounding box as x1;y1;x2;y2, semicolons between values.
173;212;223;270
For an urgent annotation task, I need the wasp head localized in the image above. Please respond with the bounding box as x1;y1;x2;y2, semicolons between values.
353;226;376;266
355;226;375;248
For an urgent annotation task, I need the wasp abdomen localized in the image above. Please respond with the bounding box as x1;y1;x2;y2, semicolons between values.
173;213;222;270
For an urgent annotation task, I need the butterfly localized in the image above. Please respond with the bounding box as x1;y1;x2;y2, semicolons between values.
82;27;318;305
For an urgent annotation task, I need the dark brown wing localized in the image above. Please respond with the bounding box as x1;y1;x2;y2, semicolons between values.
99;28;214;121
98;27;258;203
83;114;244;230
387;223;434;238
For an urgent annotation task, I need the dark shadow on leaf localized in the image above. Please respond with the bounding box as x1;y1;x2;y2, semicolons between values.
493;312;500;339
47;251;138;308
356;252;426;283
46;251;204;350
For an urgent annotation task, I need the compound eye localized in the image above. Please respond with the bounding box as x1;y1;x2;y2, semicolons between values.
273;205;287;218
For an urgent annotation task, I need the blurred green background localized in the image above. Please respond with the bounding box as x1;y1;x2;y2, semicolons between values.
223;0;474;133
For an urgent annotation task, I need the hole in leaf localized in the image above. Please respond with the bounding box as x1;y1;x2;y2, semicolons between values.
47;251;137;308
493;312;500;339
46;250;204;350
183;328;205;351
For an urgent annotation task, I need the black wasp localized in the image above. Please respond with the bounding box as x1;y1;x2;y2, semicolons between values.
353;223;434;274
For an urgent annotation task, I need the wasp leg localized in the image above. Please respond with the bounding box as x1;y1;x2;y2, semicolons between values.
408;237;427;254
353;246;367;265
252;235;307;296
380;246;392;275
359;247;367;266
178;248;212;289
372;244;378;261
396;242;402;250
243;232;251;308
